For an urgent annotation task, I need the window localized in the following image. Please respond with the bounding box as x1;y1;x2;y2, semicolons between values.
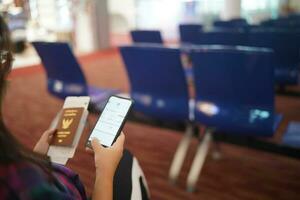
242;0;280;23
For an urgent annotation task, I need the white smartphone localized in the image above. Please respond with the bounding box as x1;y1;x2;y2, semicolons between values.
86;95;133;148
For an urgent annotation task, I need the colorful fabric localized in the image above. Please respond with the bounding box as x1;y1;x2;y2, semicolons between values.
0;161;87;200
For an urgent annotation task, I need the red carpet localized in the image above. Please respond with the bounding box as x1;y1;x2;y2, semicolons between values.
3;50;300;199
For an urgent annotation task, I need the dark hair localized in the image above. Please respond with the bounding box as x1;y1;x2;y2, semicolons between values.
0;15;53;176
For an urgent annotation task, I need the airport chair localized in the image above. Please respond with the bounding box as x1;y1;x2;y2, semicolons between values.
247;28;300;86
197;29;248;46
187;45;282;191
130;30;163;44
179;24;203;44
32;41;118;112
120;45;190;121
120;45;195;183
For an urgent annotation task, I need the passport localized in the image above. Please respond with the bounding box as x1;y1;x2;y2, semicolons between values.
51;107;84;146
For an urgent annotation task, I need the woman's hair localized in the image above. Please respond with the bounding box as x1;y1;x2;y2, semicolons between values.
0;15;12;90
0;15;52;176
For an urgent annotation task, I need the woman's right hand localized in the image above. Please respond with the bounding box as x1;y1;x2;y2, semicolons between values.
86;133;125;179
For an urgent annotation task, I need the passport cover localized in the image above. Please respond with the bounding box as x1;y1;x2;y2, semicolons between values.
51;107;84;146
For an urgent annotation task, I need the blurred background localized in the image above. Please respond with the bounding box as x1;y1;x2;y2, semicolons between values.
1;0;299;67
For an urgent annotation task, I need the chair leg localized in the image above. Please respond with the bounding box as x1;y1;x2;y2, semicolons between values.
186;130;212;192
168;124;194;184
211;136;222;160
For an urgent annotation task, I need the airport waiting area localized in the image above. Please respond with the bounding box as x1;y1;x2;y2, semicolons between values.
1;0;300;200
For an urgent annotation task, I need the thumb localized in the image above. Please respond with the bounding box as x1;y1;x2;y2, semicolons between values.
112;132;125;150
44;129;56;137
91;138;103;152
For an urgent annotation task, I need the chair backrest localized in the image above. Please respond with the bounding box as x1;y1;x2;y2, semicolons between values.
190;45;275;136
32;41;88;98
179;24;203;44
260;19;276;27
261;17;300;29
119;45;189;121
197;29;248;46
130;30;163;44
214;18;248;28
247;28;300;67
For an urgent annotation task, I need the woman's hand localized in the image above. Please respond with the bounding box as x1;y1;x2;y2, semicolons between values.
86;133;125;179
33;129;56;155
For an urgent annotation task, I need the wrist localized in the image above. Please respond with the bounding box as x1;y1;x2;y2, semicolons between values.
95;168;115;180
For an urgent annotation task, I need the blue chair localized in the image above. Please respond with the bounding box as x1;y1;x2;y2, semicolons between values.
119;45;189;121
185;45;282;191
120;44;195;184
191;45;281;136
197;29;248;46
247;28;300;85
130;30;163;44
32;41;117;111
179;24;203;44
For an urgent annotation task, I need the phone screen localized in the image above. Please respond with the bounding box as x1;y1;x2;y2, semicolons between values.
88;96;132;147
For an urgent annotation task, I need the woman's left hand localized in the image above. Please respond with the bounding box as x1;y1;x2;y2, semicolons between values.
33;129;56;155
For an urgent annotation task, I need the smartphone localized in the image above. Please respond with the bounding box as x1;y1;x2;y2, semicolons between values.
86;95;133;148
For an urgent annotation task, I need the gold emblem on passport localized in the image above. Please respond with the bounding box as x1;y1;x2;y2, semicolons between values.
51;107;84;146
62;118;73;129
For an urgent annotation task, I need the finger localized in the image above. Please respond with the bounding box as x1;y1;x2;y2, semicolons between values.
112;132;125;150
44;129;56;137
47;134;54;143
49;130;56;137
85;147;94;154
91;138;103;152
46;129;56;142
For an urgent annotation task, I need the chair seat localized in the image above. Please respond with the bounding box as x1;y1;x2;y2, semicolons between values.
275;67;299;85
282;122;300;148
195;102;280;137
213;113;282;137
